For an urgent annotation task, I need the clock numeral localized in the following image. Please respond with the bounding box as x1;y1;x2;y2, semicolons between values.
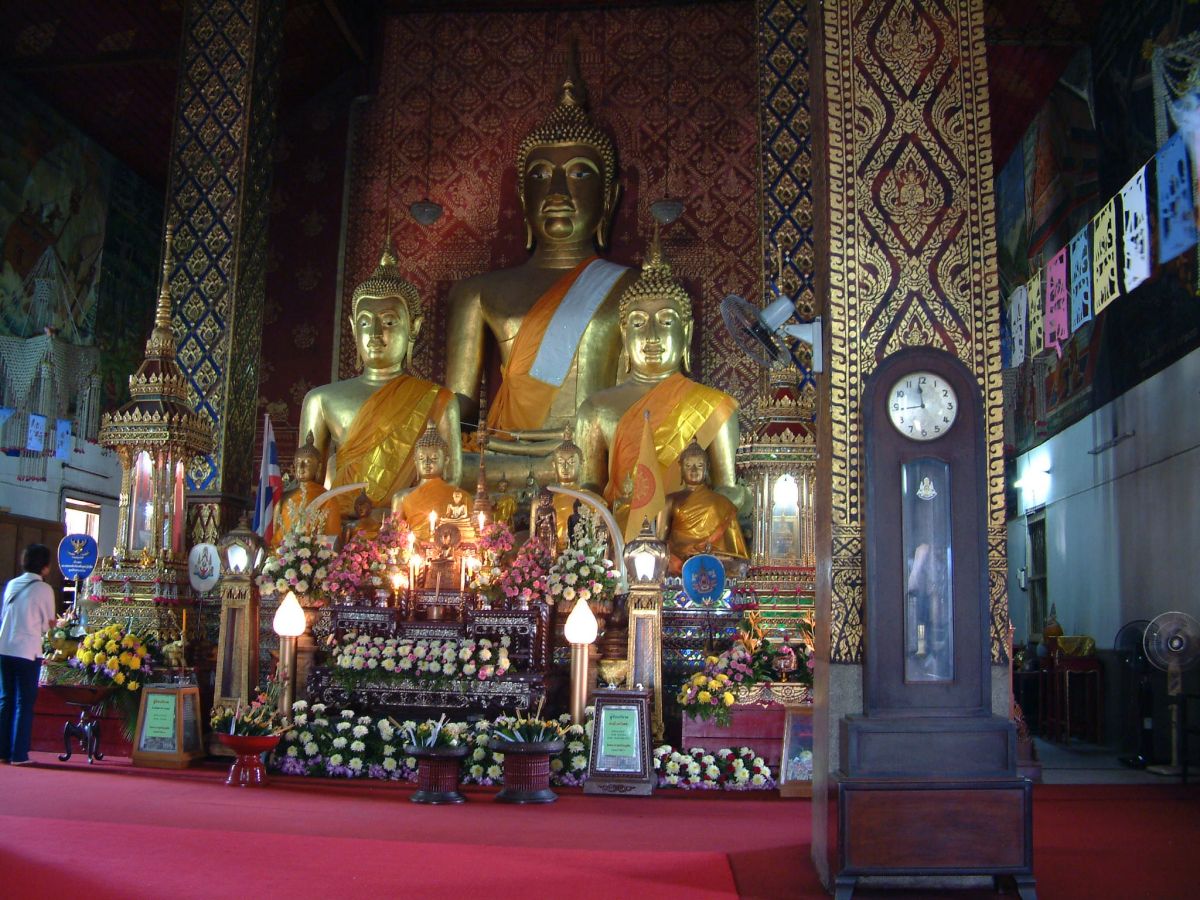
896;390;905;398
942;389;949;398
921;429;927;437
918;376;927;385
933;425;940;433
908;425;914;434
946;402;954;410
892;402;900;410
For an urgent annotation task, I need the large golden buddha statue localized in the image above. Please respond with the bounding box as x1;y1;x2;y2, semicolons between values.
539;427;604;551
272;432;340;547
576;232;748;513
665;438;749;575
445;60;635;458
299;240;461;510
392;423;462;543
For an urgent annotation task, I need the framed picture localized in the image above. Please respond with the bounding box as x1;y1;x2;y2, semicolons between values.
584;687;654;796
779;703;814;798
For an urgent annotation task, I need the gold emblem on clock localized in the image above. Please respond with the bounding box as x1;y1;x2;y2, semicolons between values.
887;371;958;441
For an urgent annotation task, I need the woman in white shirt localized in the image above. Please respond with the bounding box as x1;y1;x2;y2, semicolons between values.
0;544;57;765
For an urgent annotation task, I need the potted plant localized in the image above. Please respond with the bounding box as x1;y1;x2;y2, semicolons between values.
399;714;471;804
211;683;289;787
488;703;566;803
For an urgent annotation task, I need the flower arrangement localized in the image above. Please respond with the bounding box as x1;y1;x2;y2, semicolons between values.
329;631;512;683
496;540;554;608
547;513;620;608
323;515;413;600
258;527;337;599
652;745;775;790
397;713;469;749
490;701;565;744
43;608;86;661
468;522;516;603
677;662;739;726
211;682;285;736
69;623;156;691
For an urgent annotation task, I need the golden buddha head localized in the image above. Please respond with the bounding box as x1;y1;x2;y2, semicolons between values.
293;431;322;484
497;477;510;494
414;422;448;479
517;57;618;251
618;229;693;375
350;238;423;373
680;438;708;487
553;426;582;485
353;489;373;519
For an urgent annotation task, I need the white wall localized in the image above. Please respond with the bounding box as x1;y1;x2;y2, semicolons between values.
0;442;121;555
1008;345;1200;649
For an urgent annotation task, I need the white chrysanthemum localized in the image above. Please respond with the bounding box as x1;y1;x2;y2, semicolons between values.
383;757;398;771
705;765;720;779
351;740;366;753
329;753;343;766
751;773;766;786
382;744;396;757
332;736;347;749
486;764;502;779
286;745;298;757
352;724;368;738
342;709;356;718
304;742;318;756
348;758;363;772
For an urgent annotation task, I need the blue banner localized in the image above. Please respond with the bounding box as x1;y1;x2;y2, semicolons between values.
58;534;98;581
1069;227;1093;332
55;419;72;460
25;414;46;453
1156;132;1198;264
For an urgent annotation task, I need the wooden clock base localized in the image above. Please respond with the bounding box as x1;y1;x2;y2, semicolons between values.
829;774;1035;899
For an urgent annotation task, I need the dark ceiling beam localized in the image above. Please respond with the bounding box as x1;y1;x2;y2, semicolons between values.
322;0;368;65
7;49;176;74
984;26;1090;47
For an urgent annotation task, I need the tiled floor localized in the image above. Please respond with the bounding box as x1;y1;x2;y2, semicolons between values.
1033;736;1183;784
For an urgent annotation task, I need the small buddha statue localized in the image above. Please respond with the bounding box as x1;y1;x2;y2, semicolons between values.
443;488;475;542
444;52;636;460
664;439;749;575
492;477;518;526
391;423;461;542
272;432;341;546
611;471;635;539
342;490;381;543
576;228;749;522
299;239;461;512
532;488;557;549
536;426;605;550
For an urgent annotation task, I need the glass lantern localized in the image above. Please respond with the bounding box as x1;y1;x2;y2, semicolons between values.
217;515;265;580
623;519;669;587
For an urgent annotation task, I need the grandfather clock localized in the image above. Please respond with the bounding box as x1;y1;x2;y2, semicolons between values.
833;348;1034;899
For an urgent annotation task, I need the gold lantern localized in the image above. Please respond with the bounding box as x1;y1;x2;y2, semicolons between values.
91;227;212;642
213;515;265;716
623;519;669;740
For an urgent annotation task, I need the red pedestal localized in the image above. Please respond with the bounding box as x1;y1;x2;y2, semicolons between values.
681;704;786;770
33;685;133;759
490;740;564;804
217;733;281;787
408;745;469;804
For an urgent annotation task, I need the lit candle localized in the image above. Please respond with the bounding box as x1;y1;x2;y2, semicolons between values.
428;511;438;537
477;512;486;533
459;560;466;593
407;531;416;552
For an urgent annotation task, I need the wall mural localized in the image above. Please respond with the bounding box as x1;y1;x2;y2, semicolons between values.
336;3;761;413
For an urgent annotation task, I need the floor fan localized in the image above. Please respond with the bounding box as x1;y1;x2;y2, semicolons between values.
1114;619;1152;768
1143;611;1200;776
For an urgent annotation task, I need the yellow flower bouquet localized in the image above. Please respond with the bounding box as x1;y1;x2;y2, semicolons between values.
69;623;156;691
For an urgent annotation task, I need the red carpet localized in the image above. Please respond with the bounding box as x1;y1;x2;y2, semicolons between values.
1;753;1197;898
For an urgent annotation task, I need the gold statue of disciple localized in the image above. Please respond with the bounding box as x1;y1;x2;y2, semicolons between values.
392;423;463;542
537;427;605;551
299;239;461;512
492;477;518;526
575;230;748;514
272;432;341;546
444;59;635;455
664;438;749;575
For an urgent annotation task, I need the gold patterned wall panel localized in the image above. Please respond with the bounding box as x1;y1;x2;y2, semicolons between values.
822;0;1006;663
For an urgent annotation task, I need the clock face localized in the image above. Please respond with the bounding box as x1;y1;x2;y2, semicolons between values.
887;371;958;441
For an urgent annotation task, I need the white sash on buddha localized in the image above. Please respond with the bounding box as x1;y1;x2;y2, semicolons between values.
528;259;627;386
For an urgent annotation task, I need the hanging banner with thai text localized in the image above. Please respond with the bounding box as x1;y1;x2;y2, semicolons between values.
1119;165;1151;293
25;414;46;453
1026;270;1045;358
1156;132;1197;264
1069;226;1093;332
1045;247;1069;357
1092;198;1121;315
1008;284;1027;368
55;419;72;460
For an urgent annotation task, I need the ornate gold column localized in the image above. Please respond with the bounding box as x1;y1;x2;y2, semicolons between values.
165;0;283;543
810;0;1006;884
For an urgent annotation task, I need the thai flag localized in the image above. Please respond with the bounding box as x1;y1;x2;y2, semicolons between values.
252;414;283;543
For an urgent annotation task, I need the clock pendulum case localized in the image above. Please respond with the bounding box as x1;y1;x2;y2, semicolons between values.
829;346;1035;900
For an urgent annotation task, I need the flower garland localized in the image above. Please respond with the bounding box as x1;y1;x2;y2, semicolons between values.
329;631;512;683
653;745;775;789
258;528;337;599
547;513;620;607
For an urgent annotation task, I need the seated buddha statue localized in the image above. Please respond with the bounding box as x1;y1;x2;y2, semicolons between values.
342;490;381;543
299;239;461;513
272;432;340;547
444;56;635;469
391;423;461;543
537;427;605;551
575;230;749;520
664;439;749;575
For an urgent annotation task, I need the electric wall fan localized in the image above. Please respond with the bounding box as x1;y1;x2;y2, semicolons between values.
720;294;823;372
1143;611;1200;776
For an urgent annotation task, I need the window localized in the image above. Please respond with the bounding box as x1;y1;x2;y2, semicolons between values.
1026;512;1047;642
63;497;101;541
